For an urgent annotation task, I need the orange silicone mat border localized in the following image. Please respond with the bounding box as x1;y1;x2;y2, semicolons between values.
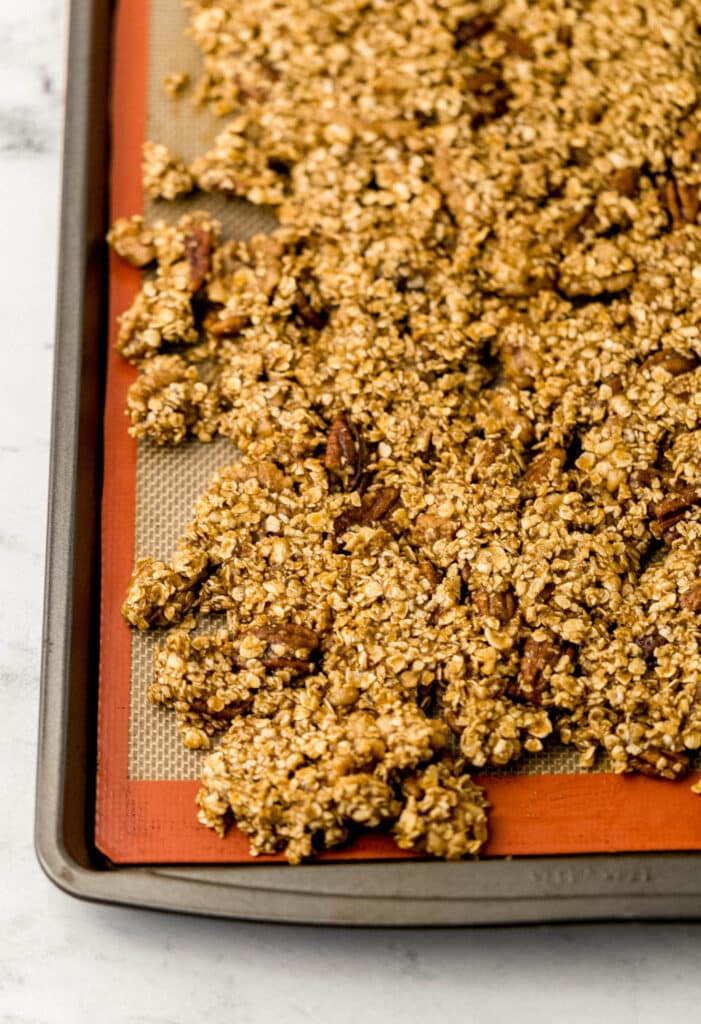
96;0;701;865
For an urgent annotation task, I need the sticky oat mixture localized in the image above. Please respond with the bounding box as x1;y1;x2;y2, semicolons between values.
112;0;701;862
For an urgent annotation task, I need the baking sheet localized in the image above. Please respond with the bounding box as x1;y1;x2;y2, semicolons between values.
95;0;701;865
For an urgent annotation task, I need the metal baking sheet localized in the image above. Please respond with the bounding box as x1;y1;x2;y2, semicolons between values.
36;0;701;924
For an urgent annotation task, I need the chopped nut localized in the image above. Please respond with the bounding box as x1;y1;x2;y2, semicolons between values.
680;584;701;612
651;486;701;539
411;513;457;544
204;311;251;336
628;748;689;780
293;281;327;329
502;344;542;389
496;31;535;60
641;350;699;376
464;69;504;93
660;177;700;228
241;624;320;673
560;205;595;242
324;414;367;491
515;634;576;704
187;699;241;721
607;167;640;197
637;629;664;662
418;559;441;587
454;14;494;48
185;221;214;292
333;486;401;541
473;588;518;624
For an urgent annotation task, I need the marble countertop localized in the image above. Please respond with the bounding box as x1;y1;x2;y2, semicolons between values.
3;3;701;1021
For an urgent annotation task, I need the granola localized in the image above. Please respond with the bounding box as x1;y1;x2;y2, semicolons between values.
112;0;701;862
142;141;193;201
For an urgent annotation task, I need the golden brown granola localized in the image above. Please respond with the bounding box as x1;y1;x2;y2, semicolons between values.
142;141;194;201
112;0;701;862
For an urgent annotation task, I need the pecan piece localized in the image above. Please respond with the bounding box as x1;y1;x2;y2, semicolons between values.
641;350;699;376
471;86;511;128
651;485;701;539
204;311;251;336
514;633;576;704
680;584;701;612
464;68;503;93
637;629;664;663
675;182;699;225
474;587;517;624
411;513;457;544
333;486;401;541
604;373;624;394
496;30;534;59
185;222;214;292
186;699;241;721
454;14;494;48
628;747;689;780
607;167;640;197
241;624;320;673
660;177;700;229
293;278;327;329
418;559;441;587
631;467;664;490
560;205;595;242
522;447;567;496
358;487;400;521
325;414;367;491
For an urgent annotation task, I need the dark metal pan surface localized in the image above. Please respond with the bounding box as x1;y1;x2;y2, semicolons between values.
36;0;701;924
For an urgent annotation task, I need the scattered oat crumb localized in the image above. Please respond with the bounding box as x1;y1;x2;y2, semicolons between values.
162;72;190;98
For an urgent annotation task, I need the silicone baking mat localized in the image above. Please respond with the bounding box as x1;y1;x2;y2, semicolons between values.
96;0;701;863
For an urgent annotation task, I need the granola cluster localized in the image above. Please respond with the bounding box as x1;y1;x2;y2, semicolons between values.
113;0;701;862
123;457;489;860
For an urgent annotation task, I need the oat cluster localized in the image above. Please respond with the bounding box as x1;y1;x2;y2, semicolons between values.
113;0;701;862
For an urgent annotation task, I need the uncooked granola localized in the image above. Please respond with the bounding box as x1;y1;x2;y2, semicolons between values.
111;0;701;862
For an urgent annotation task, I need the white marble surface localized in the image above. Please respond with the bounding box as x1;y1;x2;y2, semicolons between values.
3;2;701;1021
